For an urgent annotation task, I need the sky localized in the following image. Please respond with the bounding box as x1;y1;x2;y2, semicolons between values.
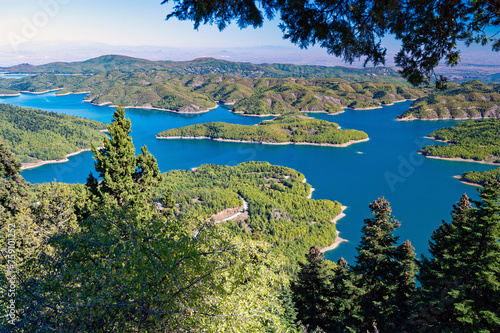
0;0;498;69
0;0;292;49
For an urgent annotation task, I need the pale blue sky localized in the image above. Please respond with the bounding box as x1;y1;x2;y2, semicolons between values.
0;0;292;48
0;0;497;68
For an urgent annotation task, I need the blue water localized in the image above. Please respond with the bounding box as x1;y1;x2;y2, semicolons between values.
0;74;33;79
1;92;496;263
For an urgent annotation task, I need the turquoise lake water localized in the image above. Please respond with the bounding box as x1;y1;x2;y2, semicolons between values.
1;92;496;264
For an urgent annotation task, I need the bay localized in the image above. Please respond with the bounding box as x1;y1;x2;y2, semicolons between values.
1;92;496;263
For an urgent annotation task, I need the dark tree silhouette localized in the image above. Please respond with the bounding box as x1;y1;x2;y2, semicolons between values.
162;0;500;87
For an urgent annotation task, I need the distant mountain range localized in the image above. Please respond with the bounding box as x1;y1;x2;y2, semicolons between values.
0;54;405;82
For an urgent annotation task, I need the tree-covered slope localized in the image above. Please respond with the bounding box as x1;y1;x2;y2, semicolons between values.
420;119;500;163
157;114;368;145
399;81;500;120
0;104;106;163
0;72;424;115
461;168;500;185
160;161;343;270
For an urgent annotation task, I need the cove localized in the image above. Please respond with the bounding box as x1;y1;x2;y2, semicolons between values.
1;92;496;264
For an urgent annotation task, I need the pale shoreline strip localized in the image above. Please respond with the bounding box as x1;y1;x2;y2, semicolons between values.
156;136;370;147
419;152;500;166
320;205;348;253
56;91;91;96
19;88;62;94
20;147;102;170
398;115;493;122
84;99;218;114
453;175;483;188
307;186;315;199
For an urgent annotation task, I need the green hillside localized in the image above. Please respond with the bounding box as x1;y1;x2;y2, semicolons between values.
399;80;500;120
157;114;368;145
0;103;106;163
160;161;343;270
420;118;500;163
0;72;424;115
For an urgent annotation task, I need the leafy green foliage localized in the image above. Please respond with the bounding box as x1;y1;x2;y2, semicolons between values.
0;104;106;163
0;110;295;332
0;140;26;217
420;118;500;163
158;114;368;145
400;81;500;120
161;161;342;271
462;167;500;186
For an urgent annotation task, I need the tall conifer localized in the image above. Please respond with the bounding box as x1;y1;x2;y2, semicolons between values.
418;180;500;331
354;197;404;332
88;107;163;211
292;245;333;332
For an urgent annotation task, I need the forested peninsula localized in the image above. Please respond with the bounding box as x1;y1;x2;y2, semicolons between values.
160;161;343;270
420;119;500;163
419;118;500;186
0;55;425;115
156;114;369;146
399;80;500;120
0;104;106;166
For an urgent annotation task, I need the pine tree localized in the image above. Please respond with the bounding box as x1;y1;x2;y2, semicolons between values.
462;178;500;330
87;107;163;212
326;257;364;333
394;240;418;331
416;194;474;331
292;245;334;332
353;197;403;332
417;180;500;332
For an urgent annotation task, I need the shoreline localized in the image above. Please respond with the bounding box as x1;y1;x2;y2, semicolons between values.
419;152;500;166
453;175;483;188
84;99;218;114
398;115;491;122
0;93;21;97
20;147;101;170
320;205;348;253
231;110;281;117
348;105;383;111
156;136;370;147
19;88;62;94
56;91;91;96
307;186;315;199
320;231;348;253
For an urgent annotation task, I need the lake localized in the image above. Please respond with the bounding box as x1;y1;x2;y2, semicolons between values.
1;92;496;264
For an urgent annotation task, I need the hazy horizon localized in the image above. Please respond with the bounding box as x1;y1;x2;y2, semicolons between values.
0;0;498;77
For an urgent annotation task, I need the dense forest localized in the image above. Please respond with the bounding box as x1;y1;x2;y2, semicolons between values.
0;61;425;115
399;80;500;120
1;107;499;332
0;104;106;163
160;161;342;270
419;119;500;163
157;114;368;145
462;167;500;185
